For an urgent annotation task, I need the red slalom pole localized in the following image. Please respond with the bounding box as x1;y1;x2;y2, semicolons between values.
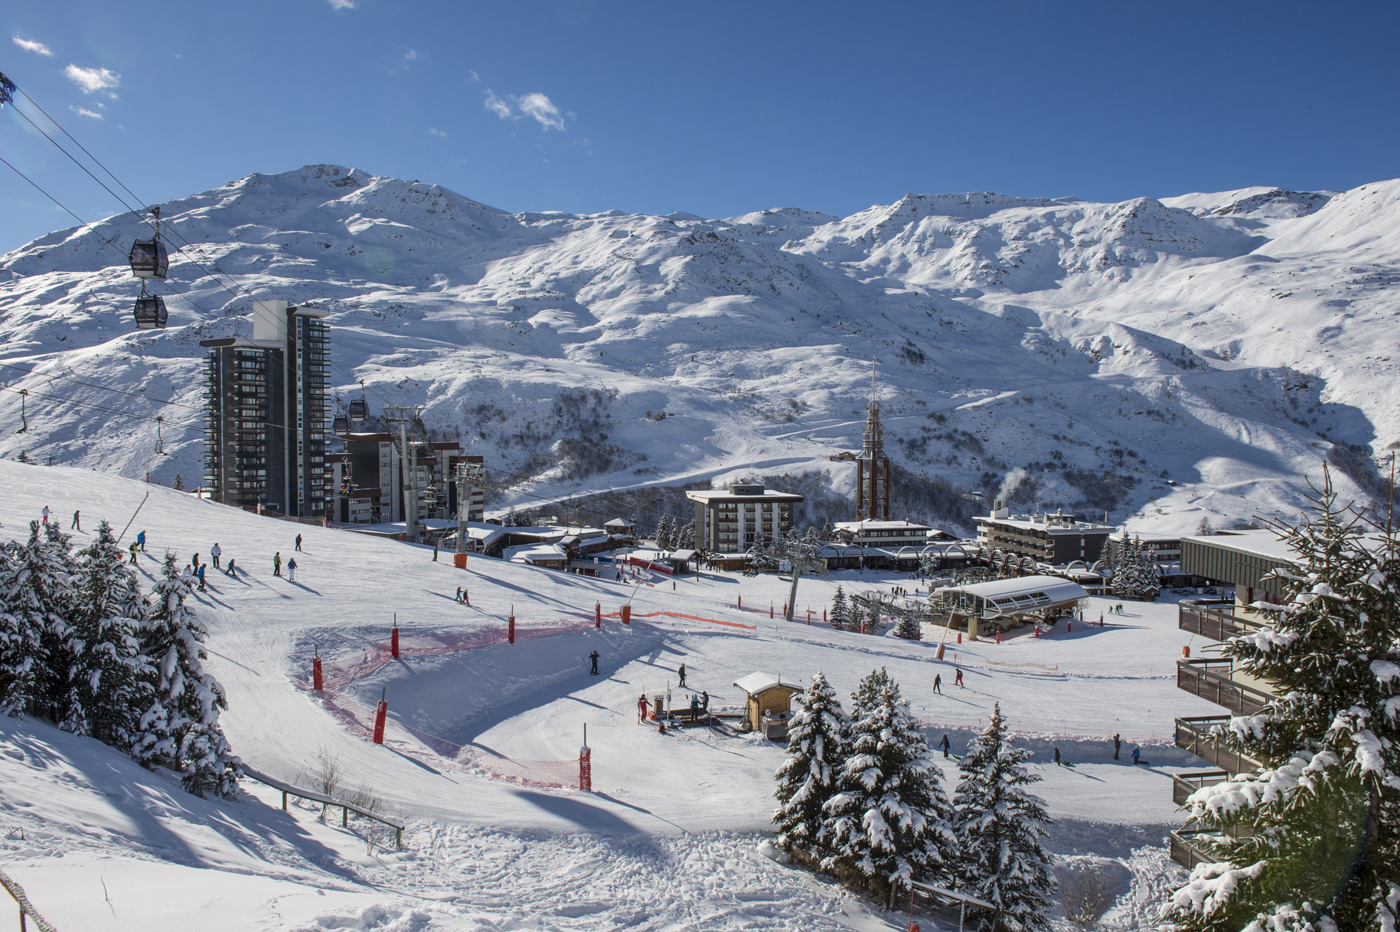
372;689;387;744
391;626;400;659
579;724;592;792
595;602;602;629
312;655;323;691
737;595;742;610
509;606;516;645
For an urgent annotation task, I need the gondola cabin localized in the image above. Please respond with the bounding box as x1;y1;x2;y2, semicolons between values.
128;237;169;279
348;398;369;421
133;293;168;330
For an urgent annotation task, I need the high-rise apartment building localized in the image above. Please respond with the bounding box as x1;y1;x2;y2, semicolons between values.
201;300;330;517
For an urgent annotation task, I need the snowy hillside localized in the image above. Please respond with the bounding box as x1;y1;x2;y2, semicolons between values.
0;459;1201;930
1;165;1397;532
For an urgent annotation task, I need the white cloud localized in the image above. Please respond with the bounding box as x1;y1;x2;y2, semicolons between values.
12;35;53;56
427;127;447;137
467;70;480;84
64;64;120;96
70;105;103;120
403;49;418;62
482;89;565;131
327;0;355;9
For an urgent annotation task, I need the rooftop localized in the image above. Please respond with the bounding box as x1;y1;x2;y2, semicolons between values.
685;487;805;503
1181;530;1297;564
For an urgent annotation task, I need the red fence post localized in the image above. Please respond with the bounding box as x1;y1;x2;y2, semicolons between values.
595;602;602;629
509;613;516;645
579;745;592;792
1067;620;1072;633
621;605;631;625
996;630;1002;645
312;656;323;691
957;631;962;644
737;595;742;610
769;604;773;619
824;609;827;623
391;627;400;659
373;690;388;744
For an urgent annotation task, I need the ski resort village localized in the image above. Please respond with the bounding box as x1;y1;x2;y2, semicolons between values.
1;8;1399;931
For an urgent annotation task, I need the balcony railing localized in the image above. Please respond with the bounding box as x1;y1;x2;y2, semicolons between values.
1179;601;1267;640
1178;659;1272;716
1175;716;1263;773
1170;828;1223;870
1172;770;1231;806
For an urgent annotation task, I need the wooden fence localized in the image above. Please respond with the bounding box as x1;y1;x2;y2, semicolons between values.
0;868;58;932
241;766;405;848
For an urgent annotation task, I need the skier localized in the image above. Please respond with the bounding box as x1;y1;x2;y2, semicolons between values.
211;543;221;568
274;552;282;577
678;663;687;688
129;542;139;564
938;734;951;758
589;650;600;675
1131;745;1141;765
1113;733;1122;760
637;693;649;724
1053;746;1062;767
71;510;80;530
287;557;297;583
954;667;964;687
41;505;49;525
226;557;237;577
932;673;942;695
192;552;200;571
295;533;303;552
137;529;147;552
197;563;207;592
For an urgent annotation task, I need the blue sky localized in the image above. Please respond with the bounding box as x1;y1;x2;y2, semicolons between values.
2;1;1398;253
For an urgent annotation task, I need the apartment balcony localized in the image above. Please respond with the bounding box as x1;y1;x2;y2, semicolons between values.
1178;658;1272;716
1172;770;1230;806
1170;828;1223;870
1179;601;1267;641
1175;715;1263;773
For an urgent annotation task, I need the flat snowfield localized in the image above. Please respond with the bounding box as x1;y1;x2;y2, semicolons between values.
0;460;1212;929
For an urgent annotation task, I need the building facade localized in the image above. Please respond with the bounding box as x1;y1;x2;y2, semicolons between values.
974;508;1115;565
329;431;484;527
685;483;804;554
201;300;330;518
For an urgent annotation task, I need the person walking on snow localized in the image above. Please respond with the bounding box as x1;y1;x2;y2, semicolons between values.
129;542;139;564
637;694;649;723
197;563;207;592
1113;733;1122;760
678;663;687;688
932;674;942;695
226;557;237;577
1053;747;1062;766
938;734;951;758
954;667;964;687
287;557;297;583
71;510;80;530
295;533;303;552
589;650;600;675
211;543;221;568
41;506;49;525
137;530;147;552
1131;745;1141;765
274;552;282;577
700;690;709;712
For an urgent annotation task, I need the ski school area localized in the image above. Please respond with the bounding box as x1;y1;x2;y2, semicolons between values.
0;459;1217;930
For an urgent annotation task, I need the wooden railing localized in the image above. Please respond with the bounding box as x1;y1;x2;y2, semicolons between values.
0;868;59;932
1178;659;1272;715
1175;716;1263;773
1178;601;1266;640
1169;828;1219;870
242;766;405;848
1172;770;1231;806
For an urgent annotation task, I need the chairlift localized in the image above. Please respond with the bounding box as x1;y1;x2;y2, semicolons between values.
128;206;169;279
0;72;15;109
17;388;28;433
133;283;168;329
155;415;167;455
422;484;439;505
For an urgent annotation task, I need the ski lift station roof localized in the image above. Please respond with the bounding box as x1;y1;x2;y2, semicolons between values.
937;574;1088;619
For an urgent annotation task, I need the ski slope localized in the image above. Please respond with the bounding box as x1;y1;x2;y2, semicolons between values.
0;459;1221;929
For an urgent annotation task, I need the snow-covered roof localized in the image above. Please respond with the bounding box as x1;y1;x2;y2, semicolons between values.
1182;530;1295;564
833;520;932;532
938;575;1088;617
733;672;797;697
504;542;566;564
670;549;697;560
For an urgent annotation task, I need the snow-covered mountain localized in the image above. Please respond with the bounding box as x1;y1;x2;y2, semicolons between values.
1;164;1396;533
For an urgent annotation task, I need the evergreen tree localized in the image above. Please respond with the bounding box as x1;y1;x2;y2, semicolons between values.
654;515;675;551
1110;533;1156;600
172;473;185;491
1166;469;1400;932
132;552;239;797
0;521;73;719
820;668;955;898
63;520;151;749
952;701;1056;931
773;672;849;859
818;519;834;541
829;586;851;631
894;610;922;641
677;518;696;551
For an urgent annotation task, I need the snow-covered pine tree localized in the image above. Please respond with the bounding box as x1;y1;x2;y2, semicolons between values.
829;586;850;631
894;610;922;640
820;668;955;899
0;520;73;719
677;518;696;551
63;520;151;749
952;701;1055;931
132;552;239;797
1166;469;1400;932
654;515;674;550
773;671;849;861
1109;533;1155;600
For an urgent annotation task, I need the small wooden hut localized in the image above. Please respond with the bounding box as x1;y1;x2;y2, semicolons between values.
733;672;801;739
